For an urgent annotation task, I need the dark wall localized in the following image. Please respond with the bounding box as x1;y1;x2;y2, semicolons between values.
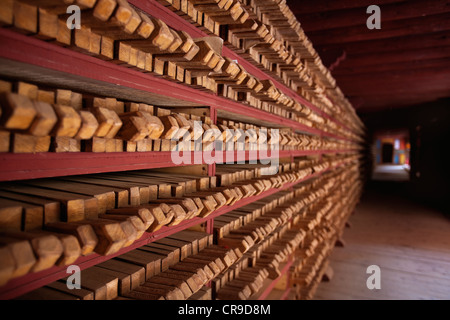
358;98;450;214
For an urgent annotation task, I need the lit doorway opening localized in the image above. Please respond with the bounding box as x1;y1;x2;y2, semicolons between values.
372;130;410;181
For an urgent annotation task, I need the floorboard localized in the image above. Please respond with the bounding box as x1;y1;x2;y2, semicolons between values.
314;180;450;300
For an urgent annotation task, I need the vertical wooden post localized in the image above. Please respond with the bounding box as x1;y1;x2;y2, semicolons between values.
319;134;323;162
205;218;214;235
205;105;217;234
207;105;217;177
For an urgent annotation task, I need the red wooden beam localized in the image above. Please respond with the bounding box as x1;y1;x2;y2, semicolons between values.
332;58;450;76
349;87;450;107
358;91;449;106
349;94;450;111
0;152;196;181
306;13;450;45
341;78;450;93
317;30;450;56
338;73;450;94
336;66;450;83
349;88;450;99
352;93;450;111
334;46;450;68
288;0;406;15
374;128;410;140
295;0;450;32
343;93;450;110
280;287;291;300
329;51;347;71
0;149;357;182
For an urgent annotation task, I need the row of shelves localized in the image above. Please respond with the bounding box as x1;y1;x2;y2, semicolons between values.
0;0;365;301
0;159;347;299
132;0;362;137
0;29;357;144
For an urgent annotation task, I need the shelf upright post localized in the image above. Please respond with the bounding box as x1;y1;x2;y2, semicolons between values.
319;133;324;163
205;105;218;234
288;153;295;191
207;105;217;177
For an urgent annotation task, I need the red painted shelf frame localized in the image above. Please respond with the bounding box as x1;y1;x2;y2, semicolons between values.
0;149;356;182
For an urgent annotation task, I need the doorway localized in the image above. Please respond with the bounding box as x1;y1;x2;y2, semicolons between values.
382;143;394;163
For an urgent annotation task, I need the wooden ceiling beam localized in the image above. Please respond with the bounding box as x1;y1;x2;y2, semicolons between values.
355;94;450;111
347;87;450;99
340;81;450;95
316;31;450;56
334;45;450;68
340;81;450;94
285;0;450;111
354;98;450;111
332;58;450;76
295;0;450;32
334;66;450;81
288;0;406;15
344;91;450;104
305;13;450;45
338;75;450;95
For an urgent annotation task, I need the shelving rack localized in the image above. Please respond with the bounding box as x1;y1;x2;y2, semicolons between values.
0;166;326;299
0;0;365;300
128;0;361;137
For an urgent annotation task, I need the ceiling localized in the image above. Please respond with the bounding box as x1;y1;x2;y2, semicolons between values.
287;0;450;113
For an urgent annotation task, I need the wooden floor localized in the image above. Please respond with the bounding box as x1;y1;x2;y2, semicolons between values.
314;180;450;300
372;164;410;182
